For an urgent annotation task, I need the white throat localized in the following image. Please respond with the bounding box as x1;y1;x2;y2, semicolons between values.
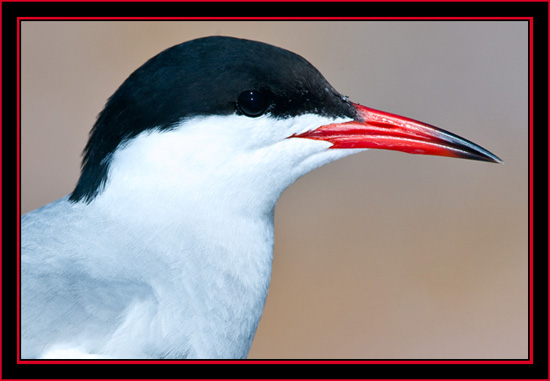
78;113;363;358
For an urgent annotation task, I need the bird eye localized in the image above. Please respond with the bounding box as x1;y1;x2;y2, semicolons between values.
237;90;271;117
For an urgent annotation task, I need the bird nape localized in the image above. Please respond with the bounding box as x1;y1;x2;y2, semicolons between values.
20;36;502;360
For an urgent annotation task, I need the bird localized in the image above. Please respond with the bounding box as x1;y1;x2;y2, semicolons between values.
20;35;502;360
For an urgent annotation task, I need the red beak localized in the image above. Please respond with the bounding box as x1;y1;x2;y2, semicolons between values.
293;103;502;163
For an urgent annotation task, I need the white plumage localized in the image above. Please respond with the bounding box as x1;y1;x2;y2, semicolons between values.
21;114;360;359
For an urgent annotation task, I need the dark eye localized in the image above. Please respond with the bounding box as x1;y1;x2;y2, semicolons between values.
237;90;271;117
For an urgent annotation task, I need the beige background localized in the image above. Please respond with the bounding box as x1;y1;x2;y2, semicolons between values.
21;21;528;359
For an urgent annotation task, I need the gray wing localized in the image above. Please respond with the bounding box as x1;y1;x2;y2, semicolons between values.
20;198;157;358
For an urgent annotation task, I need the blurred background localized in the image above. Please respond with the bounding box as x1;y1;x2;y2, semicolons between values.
21;21;528;359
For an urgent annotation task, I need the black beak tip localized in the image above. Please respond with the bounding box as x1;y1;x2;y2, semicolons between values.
464;146;503;164
472;151;503;164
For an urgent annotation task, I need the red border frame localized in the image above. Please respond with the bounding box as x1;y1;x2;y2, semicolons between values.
14;16;534;367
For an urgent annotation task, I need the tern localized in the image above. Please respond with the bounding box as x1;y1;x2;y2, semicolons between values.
21;36;501;360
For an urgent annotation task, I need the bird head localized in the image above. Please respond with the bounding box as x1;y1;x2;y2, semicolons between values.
69;36;501;213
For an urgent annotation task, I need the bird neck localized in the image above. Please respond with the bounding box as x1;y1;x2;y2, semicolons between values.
84;169;277;358
71;117;353;357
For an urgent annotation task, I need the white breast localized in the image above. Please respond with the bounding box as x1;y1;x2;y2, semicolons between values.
21;113;365;359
